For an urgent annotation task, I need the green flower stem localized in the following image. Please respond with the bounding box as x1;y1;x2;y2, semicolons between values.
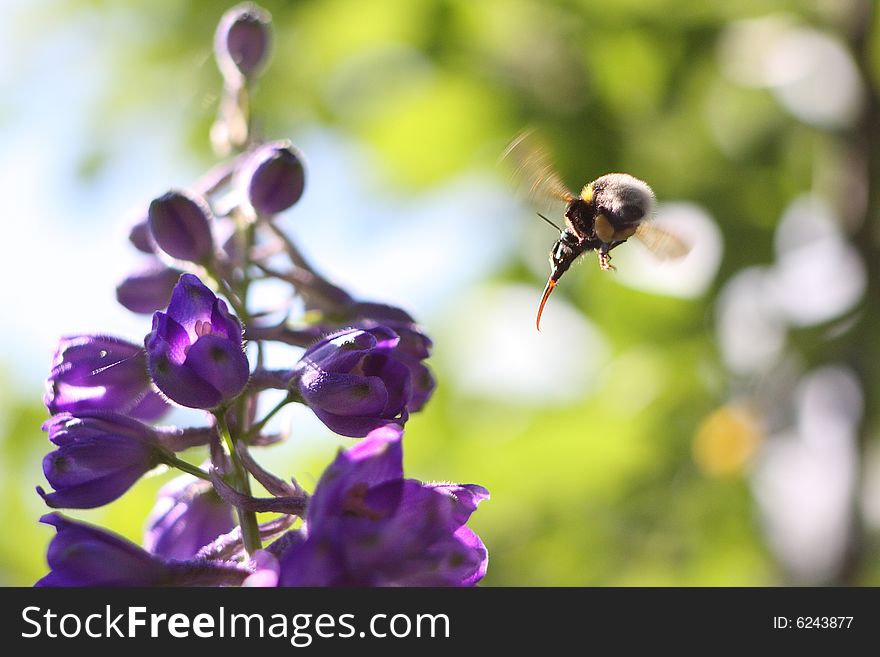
165;455;211;482
245;392;293;442
203;201;261;555
215;409;262;555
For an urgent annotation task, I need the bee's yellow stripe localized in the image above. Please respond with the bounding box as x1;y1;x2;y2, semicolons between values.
580;183;593;203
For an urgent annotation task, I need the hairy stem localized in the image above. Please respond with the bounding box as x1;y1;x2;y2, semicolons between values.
215;410;262;555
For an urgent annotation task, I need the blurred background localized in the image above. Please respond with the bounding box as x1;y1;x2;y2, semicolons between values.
2;0;880;586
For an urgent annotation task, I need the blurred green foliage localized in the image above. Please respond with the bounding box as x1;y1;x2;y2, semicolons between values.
3;0;879;586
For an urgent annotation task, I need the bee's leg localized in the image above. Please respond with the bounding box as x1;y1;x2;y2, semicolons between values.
597;244;616;271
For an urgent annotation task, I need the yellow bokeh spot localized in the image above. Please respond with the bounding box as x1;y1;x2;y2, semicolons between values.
693;405;762;477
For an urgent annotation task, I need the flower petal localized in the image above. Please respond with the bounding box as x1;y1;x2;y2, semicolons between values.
36;513;246;587
449;526;489;586
298;330;378;373
210;298;244;341
361;354;411;416
299;370;388;416
307;424;404;521
307;410;403;439
165;273;217;333
148;340;223;409
277;535;345;586
37;464;148;509
37;514;170;586
42;437;153;487
145;476;235;560
183;334;250;400
127;391;171;422
44;335;168;420
425;483;491;527
147;313;190;365
116;264;182;314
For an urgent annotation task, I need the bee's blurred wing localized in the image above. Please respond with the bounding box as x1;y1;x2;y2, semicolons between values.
502;130;574;211
634;222;690;260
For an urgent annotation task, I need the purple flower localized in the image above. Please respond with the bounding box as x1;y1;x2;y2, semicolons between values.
214;3;272;81
145;476;235;560
292;326;427;437
36;514;246;587
44;335;169;422
276;424;489;586
242;141;306;215
148;191;215;264
145;273;250;409
37;412;171;509
116;262;183;314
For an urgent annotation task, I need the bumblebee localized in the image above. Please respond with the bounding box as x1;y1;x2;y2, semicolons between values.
504;131;689;330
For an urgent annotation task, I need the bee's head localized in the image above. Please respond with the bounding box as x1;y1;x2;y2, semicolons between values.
548;231;581;280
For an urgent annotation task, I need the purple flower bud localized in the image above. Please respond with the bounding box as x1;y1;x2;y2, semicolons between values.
145;476;235;560
292;326;421;438
146;274;250;409
44;335;169;422
390;325;435;411
116;262;183;314
348;302;417;325
347;304;436;412
243;141;306;215
36;513;247;587
215;3;272;81
128;215;155;253
276;425;489;586
148;190;214;263
37;412;170;509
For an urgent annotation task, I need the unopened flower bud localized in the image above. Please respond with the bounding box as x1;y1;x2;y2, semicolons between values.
243;141;305;215
36;513;248;587
148;191;214;263
291;326;425;437
128;216;155;253
116;263;183;314
38;412;171;509
145;476;235;560
44;335;169;421
215;3;272;82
